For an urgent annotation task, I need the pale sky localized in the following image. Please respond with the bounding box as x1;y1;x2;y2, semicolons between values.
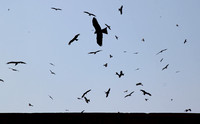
0;0;200;113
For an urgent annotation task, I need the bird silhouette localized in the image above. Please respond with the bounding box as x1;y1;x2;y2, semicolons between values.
133;52;139;54
156;49;167;55
81;89;91;98
48;95;53;100
84;11;96;17
140;89;152;96
0;79;4;82
160;58;164;62
185;109;192;112
176;24;179;27
184;39;187;44
105;88;111;98
29;103;33;107
136;82;143;86
116;71;124;78
124;91;134;98
50;63;55;66
124;90;128;93
68;34;80;45
88;50;102;54
84;97;90;103
103;63;108;67
92;17;108;46
105;24;111;30
7;61;26;66
9;68;19;72
145;98;148;101
109;54;113;58
118;5;123;15
162;64;169;71
50;70;56;75
141;38;145;42
51;7;62;11
135;68;140;71
115;35;119;40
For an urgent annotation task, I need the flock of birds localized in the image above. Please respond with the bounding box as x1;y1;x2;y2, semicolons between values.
1;3;192;113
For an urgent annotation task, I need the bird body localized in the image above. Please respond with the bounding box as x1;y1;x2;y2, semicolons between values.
124;91;134;98
51;7;62;11
140;89;152;96
68;34;80;45
0;79;4;82
105;24;111;30
50;70;56;75
9;68;19;72
103;63;108;67
184;39;187;44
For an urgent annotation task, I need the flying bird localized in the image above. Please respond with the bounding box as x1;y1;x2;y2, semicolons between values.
140;90;152;96
133;52;139;54
105;88;111;98
176;24;179;27
185;109;192;112
84;11;96;17
145;98;149;101
136;82;143;86
109;54;113;58
81;89;91;98
0;79;4;82
135;68;140;71
50;70;56;75
105;24;111;30
51;7;62;11
160;58;164;62
9;68;19;72
118;5;123;15
29;103;33;107
7;61;26;66
184;39;187;44
115;35;119;40
162;64;169;71
84;97;90;103
141;38;145;42
103;63;108;67
156;49;167;55
92;17;108;46
124;90;128;93
88;50;102;54
68;34;80;45
48;95;53;100
124;91;134;98
116;71;124;78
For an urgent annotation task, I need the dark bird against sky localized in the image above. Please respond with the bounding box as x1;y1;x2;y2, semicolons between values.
156;49;167;55
88;50;102;54
105;88;111;98
68;34;80;45
140;89;152;96
92;17;108;46
51;7;62;11
105;24;111;30
84;11;96;17
184;39;187;44
116;71;124;78
118;5;123;15
162;64;169;71
0;79;4;82
81;89;91;98
124;91;134;98
9;68;19;72
103;63;108;67
7;61;26;66
136;82;143;86
50;70;56;75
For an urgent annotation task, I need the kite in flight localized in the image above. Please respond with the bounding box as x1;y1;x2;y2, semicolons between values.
7;61;26;66
84;11;96;17
68;34;80;45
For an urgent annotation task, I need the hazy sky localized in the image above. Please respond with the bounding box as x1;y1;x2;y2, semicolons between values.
0;0;200;113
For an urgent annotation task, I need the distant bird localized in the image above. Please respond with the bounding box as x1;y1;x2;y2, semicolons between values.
145;98;148;101
92;17;108;46
116;71;124;78
115;35;119;40
185;109;192;112
105;88;111;98
176;71;180;73
84;97;90;103
50;63;55;66
109;54;113;58
0;79;4;82
135;68;140;71
156;49;167;55
103;63;108;67
171;99;173;101
81;89;91;98
141;38;145;42
162;64;169;71
105;24;111;30
29;103;33;107
118;5;123;15
9;68;19;72
8;9;10;11
77;97;82;100
184;39;187;44
48;95;53;100
136;82;143;86
133;52;139;54
176;24;179;27
123;51;127;53
160;58;164;62
68;34;80;45
88;50;102;54
124;91;134;98
140;89;152;96
7;61;26;66
84;11;96;17
50;70;56;75
51;7;62;11
124;90;128;93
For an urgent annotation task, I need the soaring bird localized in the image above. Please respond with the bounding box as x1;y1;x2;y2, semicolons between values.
92;17;108;46
84;11;96;17
156;49;167;55
88;50;102;54
0;79;4;82
51;7;62;11
124;90;128;93
105;88;111;98
116;71;124;78
118;5;123;15
68;34;80;45
185;109;192;112
9;68;19;72
135;68;140;71
115;35;119;40
50;70;56;75
162;64;169;71
48;95;53;100
103;63;108;67
176;24;179;27
184;39;187;44
136;82;143;86
50;63;55;66
140;89;152;96
124;91;134;98
160;58;164;62
84;97;90;103
105;24;111;30
7;61;26;66
81;89;91;98
29;103;33;107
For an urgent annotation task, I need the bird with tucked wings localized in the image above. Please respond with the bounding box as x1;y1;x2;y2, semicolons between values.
116;71;124;78
51;7;62;11
124;91;134;98
140;89;152;96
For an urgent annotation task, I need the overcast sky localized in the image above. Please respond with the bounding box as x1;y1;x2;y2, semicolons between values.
0;0;200;113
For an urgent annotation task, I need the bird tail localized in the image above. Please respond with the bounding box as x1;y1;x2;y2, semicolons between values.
102;27;108;34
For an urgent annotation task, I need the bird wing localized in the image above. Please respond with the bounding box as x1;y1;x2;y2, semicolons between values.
82;89;91;98
96;32;103;46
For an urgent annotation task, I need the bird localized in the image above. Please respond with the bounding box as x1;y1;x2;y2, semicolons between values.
92;17;108;46
141;38;145;42
51;7;62;11
88;50;102;54
81;110;85;113
135;68;140;71
156;49;167;55
50;63;55;66
84;97;90;103
124;90;128;93
184;39;187;44
50;70;56;75
145;98;148;101
29;103;33;107
84;11;96;17
118;5;123;15
9;68;19;72
124;91;134;98
103;63;108;67
48;95;53;100
160;58;164;62
116;71;124;78
7;61;26;66
0;79;4;82
133;52;139;54
115;35;119;40
176;24;179;27
109;54;113;58
105;24;111;30
185;109;192;112
81;89;91;98
68;34;80;45
140;89;152;96
105;88;111;98
162;64;169;71
136;82;143;86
